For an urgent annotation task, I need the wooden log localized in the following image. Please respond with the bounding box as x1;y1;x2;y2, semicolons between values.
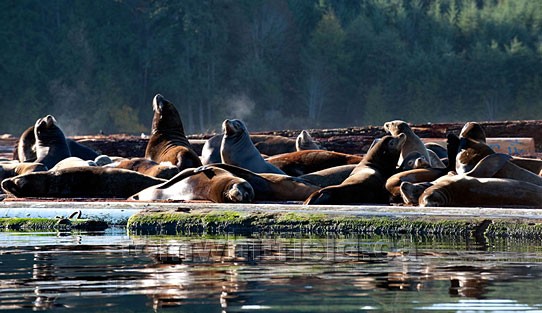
1;120;541;159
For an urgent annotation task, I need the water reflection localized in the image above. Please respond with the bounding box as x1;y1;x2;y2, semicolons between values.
1;230;542;312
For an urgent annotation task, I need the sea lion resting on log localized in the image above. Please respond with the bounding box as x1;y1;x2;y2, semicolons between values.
304;133;406;205
129;166;254;203
105;158;179;180
418;175;542;207
1;167;165;198
266;150;363;176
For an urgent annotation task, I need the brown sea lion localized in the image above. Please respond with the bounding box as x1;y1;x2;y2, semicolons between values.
266;150;363;176
304;134;406;205
1;167;165;198
390;133;461;205
129;166;254;203
33;115;71;169
206;163;320;202
509;156;542;175
299;164;357;188
418;175;542;207
296;130;321;151
456;122;495;174
0;162;48;181
221;119;286;174
144;94;202;170
251;134;296;156
384;120;445;168
106;158;180;180
465;153;542;186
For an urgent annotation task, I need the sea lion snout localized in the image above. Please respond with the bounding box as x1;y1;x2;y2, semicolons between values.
227;182;254;203
222;119;240;136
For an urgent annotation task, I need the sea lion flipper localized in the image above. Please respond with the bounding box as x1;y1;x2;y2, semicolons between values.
465;153;512;178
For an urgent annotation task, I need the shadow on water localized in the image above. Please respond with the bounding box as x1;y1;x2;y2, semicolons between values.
1;228;542;312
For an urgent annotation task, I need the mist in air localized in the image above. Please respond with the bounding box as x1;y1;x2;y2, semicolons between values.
1;0;541;137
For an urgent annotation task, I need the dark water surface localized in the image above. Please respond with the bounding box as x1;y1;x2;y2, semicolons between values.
1;228;542;312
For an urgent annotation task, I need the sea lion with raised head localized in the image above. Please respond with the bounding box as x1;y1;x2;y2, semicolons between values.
145;94;202;170
456;122;495;174
33;115;71;169
304;134;406;205
129;166;254;203
221;119;285;174
296;130;321;151
384;120;445;168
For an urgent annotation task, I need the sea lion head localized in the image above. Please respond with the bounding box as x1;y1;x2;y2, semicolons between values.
383;120;410;136
296;130;320;151
222;119;247;138
1;172;51;197
399;181;432;205
399;151;430;171
224;181;255;203
459;122;486;143
34;115;66;144
366;133;406;165
419;187;450;207
151;94;184;133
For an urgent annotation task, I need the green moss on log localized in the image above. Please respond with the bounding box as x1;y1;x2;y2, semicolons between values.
127;209;493;237
0;217;108;231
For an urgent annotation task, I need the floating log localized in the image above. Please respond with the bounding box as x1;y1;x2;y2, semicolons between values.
1;120;541;159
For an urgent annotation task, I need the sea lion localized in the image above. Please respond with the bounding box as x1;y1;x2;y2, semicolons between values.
14;125;99;162
144;94;202;170
298;164;356;188
456;122;494;174
266;150;363;176
33;115;71;169
397;151;430;171
1;167;166;198
509;156;542;175
66;139;100;160
0;162;47;181
129;166;254;203
200;134;223;165
425;142;448;159
50;157;96;171
221;119;286;174
304;134;406;205
15;126;36;162
465;153;542;186
390;133;460;205
383;120;445;168
206;163;320;201
418;175;542;207
250;134;296;156
296;130;321;151
106;158;180;179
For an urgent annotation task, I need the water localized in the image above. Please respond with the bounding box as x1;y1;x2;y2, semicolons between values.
1;229;542;312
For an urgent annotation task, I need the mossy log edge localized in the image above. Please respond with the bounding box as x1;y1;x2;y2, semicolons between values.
127;208;542;239
0;217;108;231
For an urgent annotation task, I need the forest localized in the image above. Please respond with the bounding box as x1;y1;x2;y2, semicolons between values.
1;0;541;136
